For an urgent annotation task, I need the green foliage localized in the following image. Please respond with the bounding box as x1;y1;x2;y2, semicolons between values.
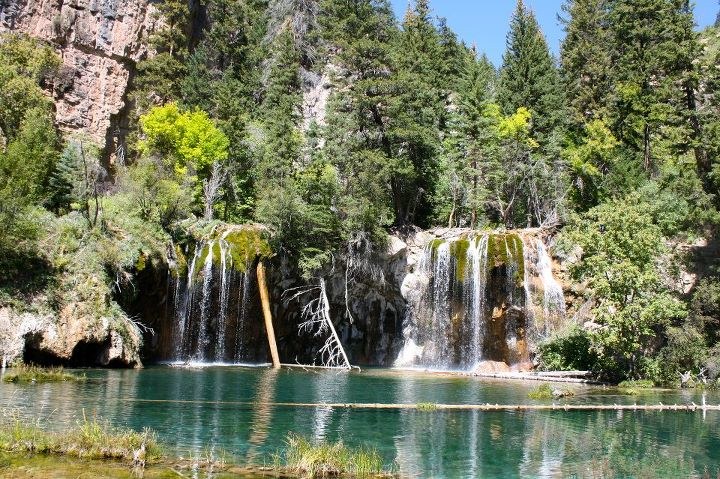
0;416;161;462
2;364;85;384
0;35;60;275
564;119;619;209
528;384;553;399
499;0;564;143
563;194;687;380
537;326;596;371
140;103;229;178
606;0;698;175
0;34;59;142
560;0;612;129
278;433;386;478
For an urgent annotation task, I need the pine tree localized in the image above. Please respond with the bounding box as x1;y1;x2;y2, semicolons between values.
436;50;497;228
48;141;84;213
387;0;445;225
133;0;192;106
258;28;302;184
497;0;568;227
560;0;612;131
320;0;400;233
607;0;699;175
498;0;563;144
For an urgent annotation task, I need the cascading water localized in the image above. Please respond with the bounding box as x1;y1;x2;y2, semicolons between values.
170;238;256;363
534;238;567;335
396;231;565;371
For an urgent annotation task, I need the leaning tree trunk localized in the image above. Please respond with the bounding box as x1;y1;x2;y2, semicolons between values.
257;261;280;368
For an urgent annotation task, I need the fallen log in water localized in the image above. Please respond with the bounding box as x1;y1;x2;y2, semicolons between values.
119;398;720;412
471;371;607;385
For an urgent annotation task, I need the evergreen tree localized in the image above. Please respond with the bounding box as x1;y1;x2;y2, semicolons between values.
607;0;699;175
560;0;613;130
387;0;445;225
132;0;192;114
48;141;84;213
257;28;302;184
497;0;568;226
320;0;400;233
435;50;497;227
498;0;564;144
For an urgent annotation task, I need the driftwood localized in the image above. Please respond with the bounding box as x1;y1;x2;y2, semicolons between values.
257;262;280;368
285;278;352;370
122;397;720;412
472;371;606;385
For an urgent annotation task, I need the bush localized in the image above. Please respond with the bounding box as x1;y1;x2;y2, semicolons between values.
537;326;596;371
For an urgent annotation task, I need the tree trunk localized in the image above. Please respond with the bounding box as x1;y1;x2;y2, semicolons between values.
257;261;280;368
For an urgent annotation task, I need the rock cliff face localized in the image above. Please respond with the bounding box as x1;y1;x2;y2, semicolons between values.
0;0;158;159
0;306;142;368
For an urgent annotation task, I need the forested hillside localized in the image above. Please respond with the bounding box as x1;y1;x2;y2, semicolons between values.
1;0;720;384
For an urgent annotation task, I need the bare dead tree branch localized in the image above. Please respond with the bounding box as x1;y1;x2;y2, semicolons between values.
203;162;226;221
284;278;351;369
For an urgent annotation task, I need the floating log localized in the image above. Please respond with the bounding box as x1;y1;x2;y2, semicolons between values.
472;372;606;385
121;398;720;412
256;261;280;369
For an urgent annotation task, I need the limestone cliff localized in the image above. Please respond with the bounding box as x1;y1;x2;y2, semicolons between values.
0;0;158;158
0;306;142;368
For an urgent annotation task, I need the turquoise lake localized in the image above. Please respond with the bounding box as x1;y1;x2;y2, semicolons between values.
2;366;720;478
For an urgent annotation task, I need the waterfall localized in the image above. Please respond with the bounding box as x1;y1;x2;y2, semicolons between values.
396;231;565;371
535;239;566;333
196;241;215;360
170;239;256;364
464;235;488;368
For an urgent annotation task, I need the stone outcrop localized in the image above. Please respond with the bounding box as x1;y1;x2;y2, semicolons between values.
0;306;142;368
0;0;159;157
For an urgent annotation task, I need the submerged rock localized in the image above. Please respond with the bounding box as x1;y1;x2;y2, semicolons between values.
473;360;512;374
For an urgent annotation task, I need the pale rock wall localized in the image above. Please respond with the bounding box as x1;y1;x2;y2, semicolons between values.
0;306;142;367
0;0;159;154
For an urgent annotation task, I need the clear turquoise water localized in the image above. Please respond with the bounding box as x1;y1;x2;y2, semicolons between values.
2;366;720;478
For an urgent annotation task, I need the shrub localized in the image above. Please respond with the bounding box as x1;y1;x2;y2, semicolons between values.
537;326;596;371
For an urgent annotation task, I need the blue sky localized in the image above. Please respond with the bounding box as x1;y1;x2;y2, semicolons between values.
389;0;718;67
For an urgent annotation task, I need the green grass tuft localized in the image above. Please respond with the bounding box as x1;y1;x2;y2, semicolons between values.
278;433;390;478
0;415;161;463
416;402;438;411
528;384;554;400
2;364;85;384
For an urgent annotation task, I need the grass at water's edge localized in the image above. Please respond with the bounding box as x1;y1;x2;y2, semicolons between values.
0;415;161;462
276;433;392;478
0;416;395;478
2;364;85;384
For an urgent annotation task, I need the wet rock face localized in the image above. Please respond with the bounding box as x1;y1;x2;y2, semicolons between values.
0;0;158;154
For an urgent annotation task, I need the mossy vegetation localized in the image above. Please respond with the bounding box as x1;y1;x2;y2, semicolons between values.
183;224;273;282
277;433;390;478
449;239;470;280
618;379;655;395
415;402;438;412
170;243;188;279
2;364;85;384
222;227;272;271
